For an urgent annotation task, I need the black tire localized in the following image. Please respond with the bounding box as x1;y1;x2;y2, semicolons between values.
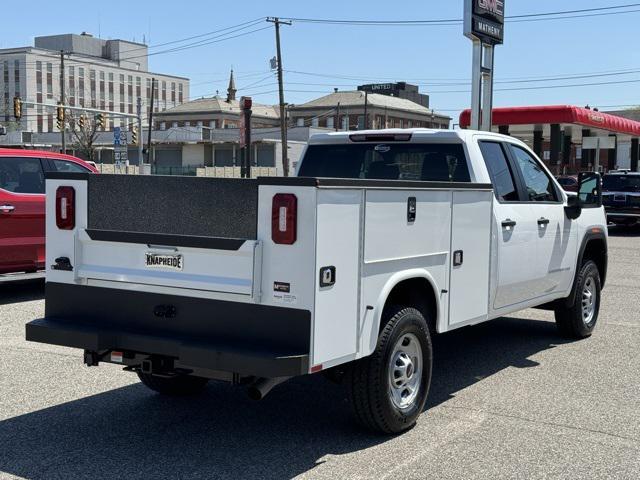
555;260;601;339
346;306;433;434
137;372;209;396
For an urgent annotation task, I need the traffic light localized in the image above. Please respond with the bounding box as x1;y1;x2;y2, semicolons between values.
13;96;22;120
78;114;85;129
56;103;65;130
131;126;138;145
95;113;105;129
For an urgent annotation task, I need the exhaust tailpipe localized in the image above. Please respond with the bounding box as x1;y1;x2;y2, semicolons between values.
247;377;290;401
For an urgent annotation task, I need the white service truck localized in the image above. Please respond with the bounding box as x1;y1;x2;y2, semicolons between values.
27;129;608;434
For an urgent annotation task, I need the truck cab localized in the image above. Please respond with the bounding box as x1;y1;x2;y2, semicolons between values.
26;129;607;434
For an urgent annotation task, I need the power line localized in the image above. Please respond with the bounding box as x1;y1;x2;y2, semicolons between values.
429;78;640;94
284;68;640;87
122;18;266;53
280;3;640;25
118;24;271;61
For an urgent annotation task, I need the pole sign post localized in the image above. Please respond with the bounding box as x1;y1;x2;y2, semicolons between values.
464;0;505;132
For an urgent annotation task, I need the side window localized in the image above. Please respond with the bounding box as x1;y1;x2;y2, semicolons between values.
509;145;558;202
478;141;519;202
0;157;45;194
51;159;90;173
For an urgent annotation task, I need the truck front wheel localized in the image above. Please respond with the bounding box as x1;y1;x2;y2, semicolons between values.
555;260;601;339
346;306;433;434
137;372;209;396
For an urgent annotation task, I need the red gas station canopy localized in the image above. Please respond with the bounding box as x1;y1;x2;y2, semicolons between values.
459;105;640;137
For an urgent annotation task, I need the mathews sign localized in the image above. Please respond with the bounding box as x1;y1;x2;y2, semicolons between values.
464;0;505;45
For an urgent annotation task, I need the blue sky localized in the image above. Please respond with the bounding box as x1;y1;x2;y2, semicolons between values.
3;0;640;121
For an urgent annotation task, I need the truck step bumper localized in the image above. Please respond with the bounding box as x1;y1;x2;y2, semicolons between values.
26;317;309;378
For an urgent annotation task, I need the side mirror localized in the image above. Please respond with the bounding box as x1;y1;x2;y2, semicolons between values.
565;194;581;220
578;171;602;208
565;172;603;220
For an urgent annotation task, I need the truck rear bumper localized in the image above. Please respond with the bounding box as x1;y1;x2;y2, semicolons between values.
26;282;311;378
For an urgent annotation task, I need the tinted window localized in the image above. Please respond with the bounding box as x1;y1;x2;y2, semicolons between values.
51;159;90;173
298;143;470;182
509;145;558;202
603;174;640;192
558;177;577;187
0;157;45;194
479;142;519;201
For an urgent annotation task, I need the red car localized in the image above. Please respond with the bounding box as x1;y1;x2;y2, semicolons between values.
0;149;97;276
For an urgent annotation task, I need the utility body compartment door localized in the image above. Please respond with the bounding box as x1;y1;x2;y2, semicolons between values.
447;190;493;328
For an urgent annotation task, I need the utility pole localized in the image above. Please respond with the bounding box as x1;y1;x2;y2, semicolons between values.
146;78;155;167
335;102;340;131
267;17;291;176
59;50;66;153
136;96;143;170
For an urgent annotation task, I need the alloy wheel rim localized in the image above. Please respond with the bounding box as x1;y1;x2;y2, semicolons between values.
388;333;422;410
582;276;597;326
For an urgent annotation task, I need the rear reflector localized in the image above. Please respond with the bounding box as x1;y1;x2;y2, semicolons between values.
271;193;297;245
56;186;75;230
310;364;323;373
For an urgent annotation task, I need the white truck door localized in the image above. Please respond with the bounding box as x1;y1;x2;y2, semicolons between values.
506;144;578;296
478;141;538;309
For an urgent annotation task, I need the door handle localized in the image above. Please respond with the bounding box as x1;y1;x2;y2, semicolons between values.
537;217;550;226
501;219;517;229
0;204;15;213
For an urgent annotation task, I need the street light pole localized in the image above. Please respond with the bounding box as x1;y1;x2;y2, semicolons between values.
59;50;66;153
136;96;143;169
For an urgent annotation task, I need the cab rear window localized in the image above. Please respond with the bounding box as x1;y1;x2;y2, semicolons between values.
298;143;471;182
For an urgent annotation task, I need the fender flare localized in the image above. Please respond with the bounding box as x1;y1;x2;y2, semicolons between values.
371;269;442;337
565;229;608;307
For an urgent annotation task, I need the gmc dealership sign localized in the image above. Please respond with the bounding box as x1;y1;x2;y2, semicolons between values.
464;0;505;45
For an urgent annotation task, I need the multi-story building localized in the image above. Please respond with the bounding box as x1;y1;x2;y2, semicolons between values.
154;70;279;130
357;82;430;108
289;90;450;131
0;32;189;133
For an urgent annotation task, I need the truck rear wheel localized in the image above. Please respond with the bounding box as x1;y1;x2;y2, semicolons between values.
137;372;209;396
555;260;601;339
346;306;432;434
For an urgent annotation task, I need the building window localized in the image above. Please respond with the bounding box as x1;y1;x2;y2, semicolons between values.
46;63;53;99
160;122;166;130
13;60;20;98
209;120;216;128
178;83;183;103
296;117;304;127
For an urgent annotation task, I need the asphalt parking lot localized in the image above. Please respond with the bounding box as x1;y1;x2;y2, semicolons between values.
1;228;639;480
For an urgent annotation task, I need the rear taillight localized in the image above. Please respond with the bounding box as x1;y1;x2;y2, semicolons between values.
271;194;297;245
56;186;75;230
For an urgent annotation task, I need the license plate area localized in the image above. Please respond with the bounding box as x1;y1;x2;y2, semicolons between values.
145;252;183;271
76;231;261;299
